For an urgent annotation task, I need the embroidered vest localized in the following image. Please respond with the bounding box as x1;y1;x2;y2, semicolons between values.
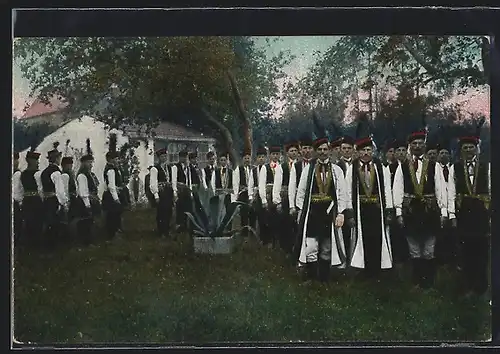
20;169;38;192
215;167;233;189
238;166;251;187
265;164;275;184
175;163;187;184
41;164;61;192
103;164;123;187
154;164;171;183
294;161;303;187
453;161;489;196
63;172;77;195
280;163;290;186
401;160;436;196
204;165;214;186
78;169;99;194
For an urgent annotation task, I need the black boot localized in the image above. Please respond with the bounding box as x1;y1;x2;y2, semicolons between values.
420;259;434;289
426;259;437;288
411;258;422;286
319;260;331;283
307;262;319;281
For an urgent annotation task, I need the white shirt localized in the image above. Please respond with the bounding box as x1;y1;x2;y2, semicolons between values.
12;170;23;204
77;173;91;208
258;163;279;205
150;164;170;200
233;165;254;201
48;164;69;206
106;169;120;202
61;172;76;202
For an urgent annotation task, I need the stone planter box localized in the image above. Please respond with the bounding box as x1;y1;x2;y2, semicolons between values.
193;236;235;254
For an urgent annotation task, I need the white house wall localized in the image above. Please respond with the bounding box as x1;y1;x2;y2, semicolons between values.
18;115;152;198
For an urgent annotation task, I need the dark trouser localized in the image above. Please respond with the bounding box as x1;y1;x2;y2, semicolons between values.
360;203;383;278
390;222;410;265
259;203;278;246
102;191;123;239
238;191;253;236
278;198;294;255
461;234;489;295
21;196;44;249
176;188;192;232
43;196;62;250
435;221;458;266
457;199;490;294
342;225;351;262
156;188;174;237
76;198;101;245
77;218;95;245
306;202;333;282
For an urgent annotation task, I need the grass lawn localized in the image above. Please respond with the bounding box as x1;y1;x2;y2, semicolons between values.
13;208;491;344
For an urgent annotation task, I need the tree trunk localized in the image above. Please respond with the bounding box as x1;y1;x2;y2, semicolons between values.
227;70;253;156
201;107;239;165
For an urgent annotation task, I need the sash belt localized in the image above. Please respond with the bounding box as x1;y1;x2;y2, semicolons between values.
311;194;332;203
359;196;379;204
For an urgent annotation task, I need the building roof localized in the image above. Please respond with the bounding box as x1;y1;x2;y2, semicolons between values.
125;121;215;142
21;96;69;120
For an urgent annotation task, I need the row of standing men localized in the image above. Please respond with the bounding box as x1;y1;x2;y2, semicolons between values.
146;125;490;297
12;128;490;298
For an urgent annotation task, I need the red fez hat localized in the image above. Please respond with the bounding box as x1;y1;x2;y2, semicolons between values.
80;154;94;162
256;146;267;155
242;147;252;156
341;136;355;146
269;146;281;153
458;136;480;146
330;137;343;148
313;137;329;150
26;151;40;160
61;156;74;165
355;136;373;149
106;151;119;159
155;148;167;156
407;130;426;143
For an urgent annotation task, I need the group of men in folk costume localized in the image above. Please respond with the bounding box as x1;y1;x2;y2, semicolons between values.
12;132;148;250
12;138;103;250
284;112;490;298
12;113;490;298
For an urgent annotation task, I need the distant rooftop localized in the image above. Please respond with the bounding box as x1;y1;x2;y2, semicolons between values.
20;96;69;120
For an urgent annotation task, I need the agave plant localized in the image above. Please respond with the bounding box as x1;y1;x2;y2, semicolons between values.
185;191;250;239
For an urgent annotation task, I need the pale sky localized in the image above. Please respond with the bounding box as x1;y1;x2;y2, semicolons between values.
12;36;489;118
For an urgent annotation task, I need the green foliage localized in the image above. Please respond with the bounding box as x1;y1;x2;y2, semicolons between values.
13;120;58;152
185;192;246;239
13;37;293;156
13;209;490;343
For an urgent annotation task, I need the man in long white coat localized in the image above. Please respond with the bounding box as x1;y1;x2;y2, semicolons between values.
346;135;394;278
295;136;348;283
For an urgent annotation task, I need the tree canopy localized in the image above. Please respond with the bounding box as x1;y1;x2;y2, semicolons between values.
14;36;293;162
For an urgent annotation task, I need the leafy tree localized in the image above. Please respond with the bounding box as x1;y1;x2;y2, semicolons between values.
14;37;292;163
13;119;58;152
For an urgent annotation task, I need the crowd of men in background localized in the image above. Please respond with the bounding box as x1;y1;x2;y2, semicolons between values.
12;116;490;299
